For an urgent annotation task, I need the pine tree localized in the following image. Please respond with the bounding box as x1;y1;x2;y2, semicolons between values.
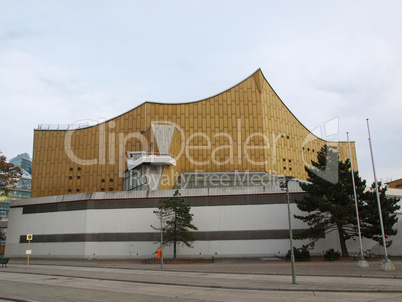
152;190;198;259
295;145;366;257
360;182;400;247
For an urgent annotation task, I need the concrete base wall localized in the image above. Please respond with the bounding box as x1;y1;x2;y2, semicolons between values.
5;188;387;259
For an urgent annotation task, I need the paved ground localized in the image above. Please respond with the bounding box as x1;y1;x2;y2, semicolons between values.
7;256;402;278
1;258;402;301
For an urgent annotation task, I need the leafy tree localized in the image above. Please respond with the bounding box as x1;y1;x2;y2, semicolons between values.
295;145;366;257
151;190;198;259
360;182;400;247
0;152;21;197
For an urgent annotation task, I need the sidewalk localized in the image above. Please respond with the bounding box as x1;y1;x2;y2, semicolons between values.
3;257;402;293
7;257;402;278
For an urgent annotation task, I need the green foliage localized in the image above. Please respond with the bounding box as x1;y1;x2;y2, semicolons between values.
286;247;311;261
0;151;22;197
295;145;366;257
360;182;400;247
151;190;198;259
324;249;341;261
295;145;400;257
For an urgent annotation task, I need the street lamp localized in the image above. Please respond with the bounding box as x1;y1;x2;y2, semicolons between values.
280;176;296;284
159;204;164;270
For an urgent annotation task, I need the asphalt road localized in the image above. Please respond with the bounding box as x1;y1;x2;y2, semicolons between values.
1;259;402;301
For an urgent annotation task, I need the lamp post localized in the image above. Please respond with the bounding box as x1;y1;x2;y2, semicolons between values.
281;176;296;284
159;204;164;270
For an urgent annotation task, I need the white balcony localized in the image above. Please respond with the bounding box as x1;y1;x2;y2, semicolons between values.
126;151;176;170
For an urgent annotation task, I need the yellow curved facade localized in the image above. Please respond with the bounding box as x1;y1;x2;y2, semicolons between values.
31;69;357;198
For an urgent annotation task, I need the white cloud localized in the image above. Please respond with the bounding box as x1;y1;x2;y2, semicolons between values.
0;50;130;158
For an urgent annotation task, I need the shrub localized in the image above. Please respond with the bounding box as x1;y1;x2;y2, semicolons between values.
324;249;341;261
286;247;311;261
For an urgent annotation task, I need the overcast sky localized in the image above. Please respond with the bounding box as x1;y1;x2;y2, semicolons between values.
1;0;401;184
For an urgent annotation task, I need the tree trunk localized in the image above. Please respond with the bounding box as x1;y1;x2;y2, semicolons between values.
337;227;349;257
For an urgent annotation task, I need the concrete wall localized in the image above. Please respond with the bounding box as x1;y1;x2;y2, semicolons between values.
5;187;383;259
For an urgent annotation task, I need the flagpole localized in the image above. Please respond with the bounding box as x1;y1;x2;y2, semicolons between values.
366;119;394;270
347;132;368;267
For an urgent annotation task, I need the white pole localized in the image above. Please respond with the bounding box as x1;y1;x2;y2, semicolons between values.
366;119;392;269
160;206;164;270
282;176;296;284
347;132;368;267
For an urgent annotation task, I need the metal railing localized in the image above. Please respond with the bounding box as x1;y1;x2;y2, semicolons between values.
36;122;95;130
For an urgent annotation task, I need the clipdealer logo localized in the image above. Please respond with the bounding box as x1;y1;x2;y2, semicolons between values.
63;117;340;184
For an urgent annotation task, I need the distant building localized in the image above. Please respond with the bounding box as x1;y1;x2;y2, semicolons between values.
6;168;31;200
6;153;32;200
387;179;402;189
0;153;32;222
0;202;10;220
10;153;32;175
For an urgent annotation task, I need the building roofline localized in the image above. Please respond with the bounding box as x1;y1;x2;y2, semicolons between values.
33;69;354;145
11;184;304;208
386;178;402;185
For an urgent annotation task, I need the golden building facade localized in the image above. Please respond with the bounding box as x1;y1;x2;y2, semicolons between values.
388;179;402;189
31;69;358;198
